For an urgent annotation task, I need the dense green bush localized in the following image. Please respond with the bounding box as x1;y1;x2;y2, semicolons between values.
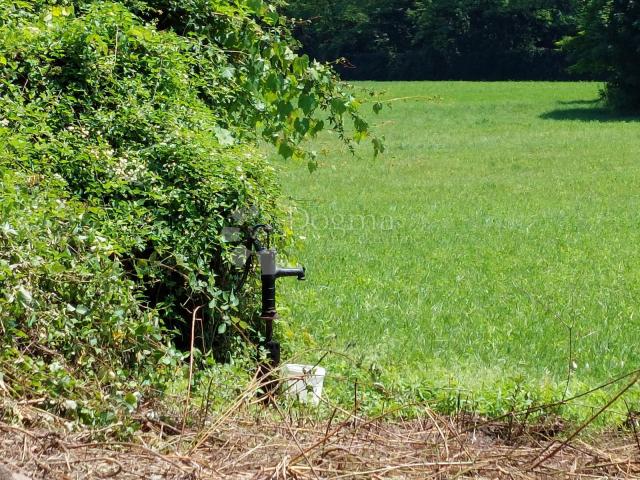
0;171;182;424
0;0;377;422
564;0;640;109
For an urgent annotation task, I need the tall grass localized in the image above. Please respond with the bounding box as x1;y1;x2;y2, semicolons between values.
276;82;640;418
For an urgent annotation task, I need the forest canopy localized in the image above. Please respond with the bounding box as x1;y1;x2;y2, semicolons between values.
284;0;584;80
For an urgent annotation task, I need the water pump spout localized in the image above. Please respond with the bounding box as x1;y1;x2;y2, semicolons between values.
276;266;306;281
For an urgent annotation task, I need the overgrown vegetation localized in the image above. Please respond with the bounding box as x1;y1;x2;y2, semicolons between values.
0;0;378;423
0;172;184;424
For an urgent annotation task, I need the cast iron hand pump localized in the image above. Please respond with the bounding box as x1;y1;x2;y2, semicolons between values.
247;225;305;397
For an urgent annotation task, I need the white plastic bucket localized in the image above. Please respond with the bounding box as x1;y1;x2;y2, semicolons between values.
282;364;326;406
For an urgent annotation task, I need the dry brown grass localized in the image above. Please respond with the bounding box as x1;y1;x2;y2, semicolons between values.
3;368;640;479
2;393;640;480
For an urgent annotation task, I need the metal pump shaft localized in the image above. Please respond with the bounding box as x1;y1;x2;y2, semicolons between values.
256;246;305;399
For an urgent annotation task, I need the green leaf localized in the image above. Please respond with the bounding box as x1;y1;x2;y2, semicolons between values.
278;141;295;159
372;136;385;158
265;73;280;92
124;392;138;408
246;0;264;14
292;56;309;76
298;94;316;115
309;120;325;136
294;118;310;136
17;286;32;306
237;320;249;330
354;117;368;133
330;98;348;115
277;101;294;118
214;127;235;146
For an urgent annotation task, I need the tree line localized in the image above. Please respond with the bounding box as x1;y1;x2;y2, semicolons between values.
284;0;584;81
284;0;640;109
563;0;640;109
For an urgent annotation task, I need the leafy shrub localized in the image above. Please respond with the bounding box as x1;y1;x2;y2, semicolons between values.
0;171;182;424
0;0;378;421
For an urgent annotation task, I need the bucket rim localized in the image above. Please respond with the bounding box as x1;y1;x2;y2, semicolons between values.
282;363;326;376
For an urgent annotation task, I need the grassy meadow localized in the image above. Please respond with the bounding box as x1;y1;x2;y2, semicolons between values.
275;82;640;418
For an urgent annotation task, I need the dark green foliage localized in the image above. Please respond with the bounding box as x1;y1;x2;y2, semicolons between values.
412;0;582;80
285;0;583;80
0;171;182;424
564;0;640;110
284;0;417;79
0;0;376;422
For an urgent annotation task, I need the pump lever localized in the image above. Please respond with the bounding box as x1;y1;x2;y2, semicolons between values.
276;266;306;281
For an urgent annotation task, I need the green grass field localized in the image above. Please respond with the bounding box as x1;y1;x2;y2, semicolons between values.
275;82;640;417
